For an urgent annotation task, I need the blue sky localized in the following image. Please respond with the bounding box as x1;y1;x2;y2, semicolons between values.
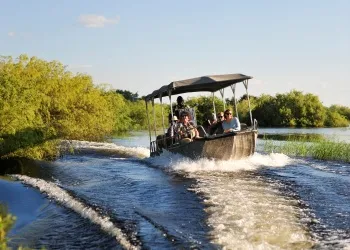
1;0;349;106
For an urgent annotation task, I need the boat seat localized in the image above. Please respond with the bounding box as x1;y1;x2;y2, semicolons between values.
240;123;248;130
196;125;208;137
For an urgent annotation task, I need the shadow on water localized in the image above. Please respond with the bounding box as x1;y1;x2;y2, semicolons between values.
0;158;54;179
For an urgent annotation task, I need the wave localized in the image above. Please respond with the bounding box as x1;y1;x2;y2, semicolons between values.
146;151;293;173
11;175;139;250
146;152;316;248
61;140;150;159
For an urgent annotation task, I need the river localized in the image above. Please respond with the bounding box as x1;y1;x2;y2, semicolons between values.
1;128;350;249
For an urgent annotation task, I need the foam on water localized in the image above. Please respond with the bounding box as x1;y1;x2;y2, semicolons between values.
147;151;293;173
11;175;139;250
192;174;314;249
61;140;150;159
148;152;315;249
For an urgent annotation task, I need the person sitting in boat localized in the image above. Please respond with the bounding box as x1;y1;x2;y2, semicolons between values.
203;112;216;133
209;112;225;135
168;96;191;125
165;115;179;145
222;109;241;133
174;96;189;117
177;111;199;143
167;115;179;137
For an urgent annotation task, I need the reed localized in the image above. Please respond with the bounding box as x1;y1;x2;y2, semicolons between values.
263;136;350;163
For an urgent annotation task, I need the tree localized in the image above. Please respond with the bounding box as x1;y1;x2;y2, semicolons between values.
186;96;227;125
115;89;139;102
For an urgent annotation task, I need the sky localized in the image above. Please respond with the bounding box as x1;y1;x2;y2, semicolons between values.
1;0;349;107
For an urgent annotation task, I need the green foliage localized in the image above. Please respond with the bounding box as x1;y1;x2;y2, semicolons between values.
0;55;134;159
186;96;228;125
324;110;349;127
1;54;349;160
0;54;173;160
0;204;16;249
325;105;350;127
252;90;328;127
251;94;280;127
329;105;350;120
115;89;139;102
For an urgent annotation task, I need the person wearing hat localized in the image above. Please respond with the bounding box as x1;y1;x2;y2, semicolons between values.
167;115;179;138
177;111;199;143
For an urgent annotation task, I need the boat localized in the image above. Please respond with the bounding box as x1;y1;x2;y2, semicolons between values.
144;74;258;160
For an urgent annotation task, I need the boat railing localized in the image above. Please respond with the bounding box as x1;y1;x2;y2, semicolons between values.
150;133;182;156
253;119;258;130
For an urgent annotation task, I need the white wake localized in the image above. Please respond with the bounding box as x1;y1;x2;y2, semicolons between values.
61;140;150;159
12;175;139;250
148;152;315;249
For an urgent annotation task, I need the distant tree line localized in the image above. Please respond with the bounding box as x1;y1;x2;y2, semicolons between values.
0;55;348;160
187;92;350;128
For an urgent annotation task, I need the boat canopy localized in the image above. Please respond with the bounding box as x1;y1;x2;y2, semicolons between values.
144;73;252;101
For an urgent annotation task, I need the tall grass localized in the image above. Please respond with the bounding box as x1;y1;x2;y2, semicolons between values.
263;136;350;163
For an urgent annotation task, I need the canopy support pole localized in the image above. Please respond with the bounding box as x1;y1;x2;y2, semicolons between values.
152;98;157;138
243;80;253;126
160;96;165;134
219;89;225;111
168;91;174;145
230;84;239;120
168;91;174;119
212;93;216;115
160;95;166;147
145;100;152;143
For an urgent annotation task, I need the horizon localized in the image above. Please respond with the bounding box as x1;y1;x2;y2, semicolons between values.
1;0;349;107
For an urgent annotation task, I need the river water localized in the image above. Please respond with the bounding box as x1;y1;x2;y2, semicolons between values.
1;128;350;249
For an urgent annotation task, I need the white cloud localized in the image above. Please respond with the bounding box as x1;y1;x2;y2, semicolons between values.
79;14;119;28
8;31;15;37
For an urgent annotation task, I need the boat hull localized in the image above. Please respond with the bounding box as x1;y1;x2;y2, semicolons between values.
162;130;257;160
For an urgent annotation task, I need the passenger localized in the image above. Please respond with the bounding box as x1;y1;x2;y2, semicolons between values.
222;109;241;133
203;112;216;133
177;111;199;143
174;96;189;118
167;115;179;138
168;95;190;125
209;112;225;135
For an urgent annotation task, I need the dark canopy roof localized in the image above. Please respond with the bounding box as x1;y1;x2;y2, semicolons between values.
145;73;252;101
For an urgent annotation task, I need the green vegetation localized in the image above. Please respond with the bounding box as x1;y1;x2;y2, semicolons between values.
246;90;349;127
0;204;16;249
0;55;165;160
258;133;326;142
186;96;228;124
0;54;349;160
264;138;350;163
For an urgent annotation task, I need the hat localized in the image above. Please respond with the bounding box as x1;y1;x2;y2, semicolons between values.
172;116;178;121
